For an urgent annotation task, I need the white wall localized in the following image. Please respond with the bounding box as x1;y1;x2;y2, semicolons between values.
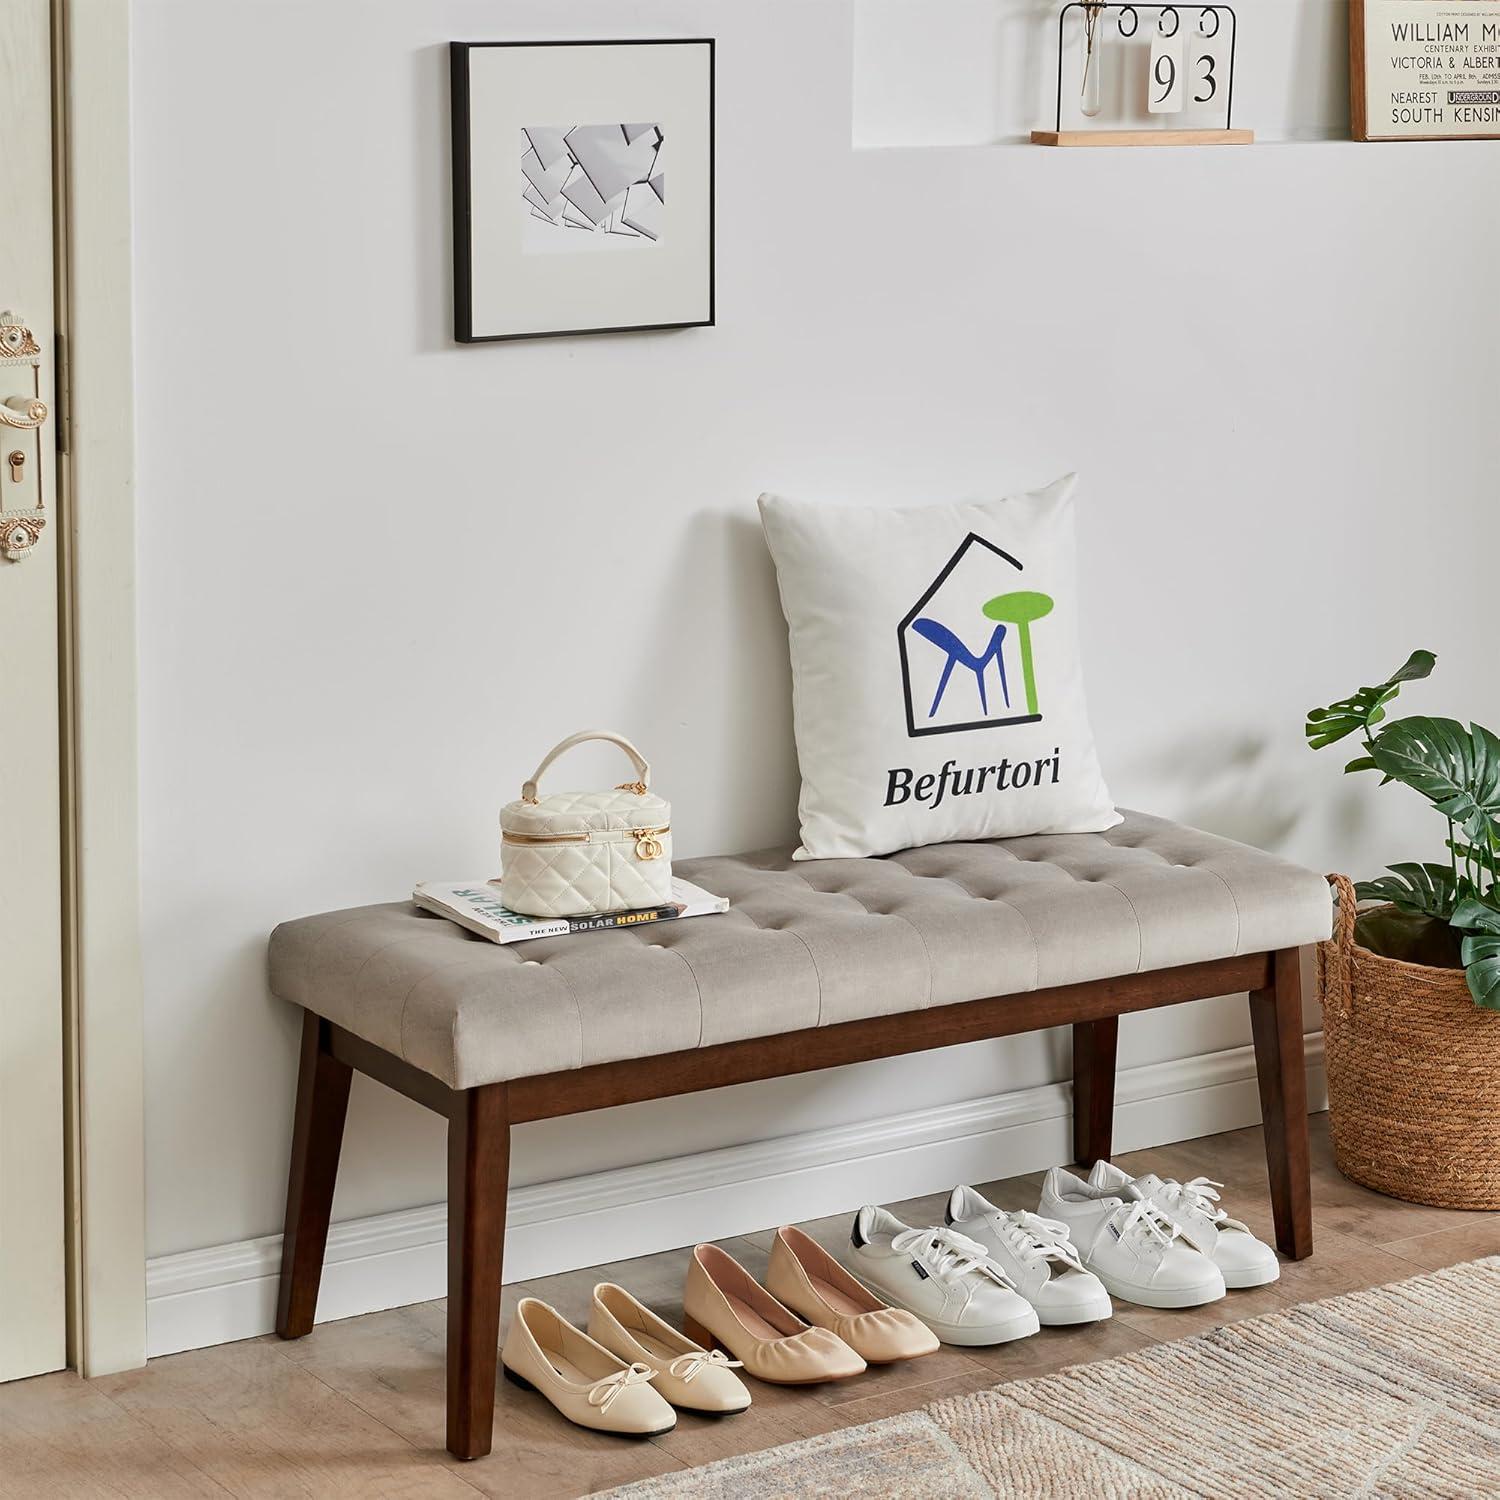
133;0;1500;1275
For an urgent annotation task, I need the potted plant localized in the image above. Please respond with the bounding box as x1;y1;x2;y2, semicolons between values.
1307;650;1500;1209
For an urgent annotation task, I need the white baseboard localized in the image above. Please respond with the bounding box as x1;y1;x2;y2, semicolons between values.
145;1033;1327;1359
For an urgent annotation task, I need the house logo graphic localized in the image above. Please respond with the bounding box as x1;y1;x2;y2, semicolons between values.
897;533;1055;739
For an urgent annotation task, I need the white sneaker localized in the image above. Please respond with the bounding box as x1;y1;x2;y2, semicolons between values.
945;1185;1113;1326
1088;1162;1280;1289
845;1206;1040;1347
1038;1167;1226;1309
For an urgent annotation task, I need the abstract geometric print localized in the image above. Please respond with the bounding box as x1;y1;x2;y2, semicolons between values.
520;123;665;247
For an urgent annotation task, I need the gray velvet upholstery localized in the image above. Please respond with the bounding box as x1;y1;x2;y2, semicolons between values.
267;811;1332;1090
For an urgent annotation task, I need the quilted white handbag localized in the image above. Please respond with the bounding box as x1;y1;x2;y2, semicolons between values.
499;731;673;918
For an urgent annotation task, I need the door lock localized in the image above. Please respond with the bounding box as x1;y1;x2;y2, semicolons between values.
0;311;45;563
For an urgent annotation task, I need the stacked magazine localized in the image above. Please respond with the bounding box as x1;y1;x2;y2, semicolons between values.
414;877;729;945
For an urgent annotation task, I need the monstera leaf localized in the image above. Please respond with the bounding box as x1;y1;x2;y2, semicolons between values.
1305;650;1436;751
1461;937;1500;1010
1368;718;1500;846
1455;897;1500;1011
1356;862;1462;921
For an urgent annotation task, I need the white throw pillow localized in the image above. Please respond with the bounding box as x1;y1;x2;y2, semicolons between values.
759;475;1119;859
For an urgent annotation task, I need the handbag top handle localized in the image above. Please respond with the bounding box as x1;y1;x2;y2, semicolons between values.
521;730;652;804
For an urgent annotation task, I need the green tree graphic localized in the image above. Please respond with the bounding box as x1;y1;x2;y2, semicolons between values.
981;590;1054;717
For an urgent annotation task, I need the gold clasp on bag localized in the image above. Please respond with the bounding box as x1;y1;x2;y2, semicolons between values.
633;829;666;860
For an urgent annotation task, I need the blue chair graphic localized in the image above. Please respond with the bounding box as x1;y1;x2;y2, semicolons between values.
912;618;1010;718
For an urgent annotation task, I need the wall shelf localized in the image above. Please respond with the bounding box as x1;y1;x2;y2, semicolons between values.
1032;127;1255;146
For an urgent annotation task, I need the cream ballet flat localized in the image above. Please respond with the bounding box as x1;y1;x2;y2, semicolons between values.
681;1243;866;1385
500;1297;677;1437
766;1224;941;1364
589;1283;752;1416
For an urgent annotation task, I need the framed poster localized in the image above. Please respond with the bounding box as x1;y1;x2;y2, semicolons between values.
1352;0;1500;139
450;39;715;342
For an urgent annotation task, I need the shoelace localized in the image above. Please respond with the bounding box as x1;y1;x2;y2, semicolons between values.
891;1225;1009;1286
666;1348;742;1383
1112;1197;1179;1251
1162;1177;1228;1225
996;1211;1085;1272
587;1362;656;1412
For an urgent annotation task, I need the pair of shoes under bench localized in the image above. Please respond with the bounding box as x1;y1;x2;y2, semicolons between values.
501;1286;751;1438
1039;1163;1278;1307
683;1235;937;1383
1087;1161;1280;1289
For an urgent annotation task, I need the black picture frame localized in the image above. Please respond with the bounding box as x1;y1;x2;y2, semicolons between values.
450;38;716;344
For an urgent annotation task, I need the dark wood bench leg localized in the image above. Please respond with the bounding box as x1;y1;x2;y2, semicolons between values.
1072;1015;1119;1167
447;1083;510;1462
276;1012;353;1339
1249;948;1313;1260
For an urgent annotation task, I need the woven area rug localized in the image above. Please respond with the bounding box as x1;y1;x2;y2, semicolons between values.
603;1257;1500;1498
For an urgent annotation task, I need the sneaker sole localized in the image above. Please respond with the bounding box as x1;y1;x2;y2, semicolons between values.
868;1287;1040;1346
1222;1262;1280;1289
924;1315;1041;1346
1035;1299;1114;1326
1090;1269;1225;1309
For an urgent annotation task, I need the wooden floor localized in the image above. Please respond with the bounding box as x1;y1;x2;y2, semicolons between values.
6;1114;1498;1499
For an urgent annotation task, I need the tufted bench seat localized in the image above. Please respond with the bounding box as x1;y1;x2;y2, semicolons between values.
269;810;1331;1459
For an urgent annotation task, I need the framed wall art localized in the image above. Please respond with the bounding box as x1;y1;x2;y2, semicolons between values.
1352;0;1500;139
450;39;715;342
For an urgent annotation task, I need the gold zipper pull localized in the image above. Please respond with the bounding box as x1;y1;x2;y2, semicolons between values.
634;831;664;860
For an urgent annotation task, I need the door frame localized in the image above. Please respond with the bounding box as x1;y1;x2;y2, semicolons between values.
55;0;146;1376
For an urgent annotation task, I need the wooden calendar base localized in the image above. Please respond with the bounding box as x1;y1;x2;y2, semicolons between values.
1031;128;1254;147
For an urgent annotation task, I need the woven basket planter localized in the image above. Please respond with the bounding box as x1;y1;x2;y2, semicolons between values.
1318;873;1500;1209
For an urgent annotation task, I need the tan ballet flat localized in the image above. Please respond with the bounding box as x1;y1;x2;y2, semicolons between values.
681;1243;866;1385
589;1283;752;1415
500;1297;677;1437
767;1224;941;1364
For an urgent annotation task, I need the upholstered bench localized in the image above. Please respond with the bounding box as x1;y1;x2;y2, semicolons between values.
268;810;1331;1460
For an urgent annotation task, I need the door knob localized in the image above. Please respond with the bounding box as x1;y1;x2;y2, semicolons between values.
0;312;46;563
0;395;47;429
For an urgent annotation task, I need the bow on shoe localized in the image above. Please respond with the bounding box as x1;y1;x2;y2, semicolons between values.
587;1362;656;1412
667;1348;743;1383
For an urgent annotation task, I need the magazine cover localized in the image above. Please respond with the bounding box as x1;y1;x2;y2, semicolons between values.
413;877;729;945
